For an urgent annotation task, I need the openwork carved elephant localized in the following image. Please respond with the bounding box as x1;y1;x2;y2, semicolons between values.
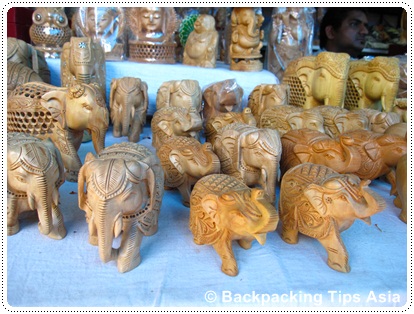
7;133;66;239
110;77;148;142
7;82;109;182
157;136;220;206
280;163;385;272
78;142;164;273
213;123;282;203
190;174;278;276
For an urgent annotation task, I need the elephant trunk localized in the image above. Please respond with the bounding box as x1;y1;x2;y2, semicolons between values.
355;180;386;223
199;143;221;176
261;164;278;204
91;126;107;154
247;18;258;38
250;189;279;243
339;137;362;173
34;176;52;236
76;73;92;85
122;95;132;137
97;201;120;263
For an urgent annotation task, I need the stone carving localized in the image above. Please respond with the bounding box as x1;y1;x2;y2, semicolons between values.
202;79;244;122
394;154;407;223
280;129;362;175
78;142;164;273
345;57;400;112
189;174;278;276
213;123;281;203
266;7;315;80
7;82;109;182
229;7;264;71
280;163;385;272
109;77;148;142
29;7;72;57
282;52;350;109
183;14;219;68
157;136;220;206
151;107;203;150
7;133;66;239
247;84;290;123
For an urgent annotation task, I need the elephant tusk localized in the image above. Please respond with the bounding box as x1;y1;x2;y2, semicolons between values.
253;233;267;245
361;217;372;225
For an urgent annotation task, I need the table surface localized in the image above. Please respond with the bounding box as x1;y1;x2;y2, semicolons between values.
6;126;408;308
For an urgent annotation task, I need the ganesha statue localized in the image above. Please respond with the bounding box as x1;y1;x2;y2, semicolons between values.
280;163;385;272
189;174;279;276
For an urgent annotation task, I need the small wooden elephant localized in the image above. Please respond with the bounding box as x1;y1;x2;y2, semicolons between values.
280;163;385;272
190;174;279;276
110;77;148;142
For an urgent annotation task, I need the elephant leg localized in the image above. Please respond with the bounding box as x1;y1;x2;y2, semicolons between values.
88;214;98;246
238;239;253;249
7;197;20;236
128;111;143;143
281;223;299;244
117;220;144;273
48;204;67;240
385;170;397;196
177;183;192;207
112;120;122;138
212;236;238;276
60;131;83;182
318;228;350;273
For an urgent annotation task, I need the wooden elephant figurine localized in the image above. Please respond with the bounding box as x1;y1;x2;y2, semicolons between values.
7;61;44;96
7;82;109;182
151;107;203;150
339;130;407;195
110;77;148;142
355;108;401;134
190;174;278;276
78;142;164;273
157;136;220;206
280;163;385;272
394;154;407;223
7;133;66;239
280;129;362;176
213;123;282;203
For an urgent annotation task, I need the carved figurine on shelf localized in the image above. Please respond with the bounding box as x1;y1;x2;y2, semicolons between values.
312;106;369;138
202;79;244;122
71;7;127;60
280;163;385;272
78;142;164;273
60;37;106;98
151;107;203;150
213;123;282;203
394;154;407;223
266;7;315;80
7;82;109;182
339;130;407;196
229;7;264;71
126;7;178;63
345;57;400;112
204;108;256;145
247;84;290;123
29;7;72;58
355;108;402;134
189;174;279;276
109;77;148;142
282;52;350;109
183;14;219;68
280;129;362;176
7;133;66;239
157;137;221;206
259;105;325;136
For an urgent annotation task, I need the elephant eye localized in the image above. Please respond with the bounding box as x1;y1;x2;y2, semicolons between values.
324;153;335;160
221;194;235;202
15;175;26;183
339;195;348;202
82;103;93;111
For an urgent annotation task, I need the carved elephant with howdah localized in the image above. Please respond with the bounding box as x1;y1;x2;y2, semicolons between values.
279;163;385;272
7;82;109;182
190;174;279;276
339;129;407;196
259;105;324;136
157;136;220;206
78;142;164;273
280;129;362;176
151;106;203;150
311;105;369;138
394;154;407;223
204;107;256;146
110;77;148;142
213;123;282;203
354;108;401;134
7;133;66;239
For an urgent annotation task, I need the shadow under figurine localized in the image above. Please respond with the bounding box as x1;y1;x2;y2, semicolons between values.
190;174;279;276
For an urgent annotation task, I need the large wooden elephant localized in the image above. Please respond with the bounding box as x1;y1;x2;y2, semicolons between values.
7;82;109;182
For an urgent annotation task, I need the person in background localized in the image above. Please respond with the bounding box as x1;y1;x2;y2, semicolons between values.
319;8;369;59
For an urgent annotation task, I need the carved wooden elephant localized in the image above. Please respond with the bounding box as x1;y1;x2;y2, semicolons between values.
355;108;401;134
157;136;220;206
110;77;148;142
280;163;385;272
78;142;164;273
7;82;109;182
190;174;278;276
7;133;66;239
213;123;282;203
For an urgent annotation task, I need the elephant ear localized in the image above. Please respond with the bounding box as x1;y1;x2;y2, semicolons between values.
141;81;149;112
303;183;329;217
109;78;118;110
169;150;184;174
293;144;313;163
41;90;67;128
42;138;65;187
157;121;174;137
364;142;381;161
201;194;220;226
